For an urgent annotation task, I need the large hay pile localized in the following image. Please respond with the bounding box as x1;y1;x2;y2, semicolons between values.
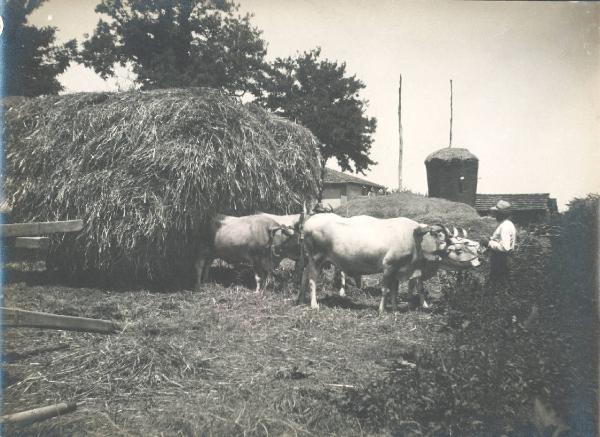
3;88;322;284
338;191;497;238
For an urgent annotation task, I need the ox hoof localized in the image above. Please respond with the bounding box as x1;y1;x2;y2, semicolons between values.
311;303;320;310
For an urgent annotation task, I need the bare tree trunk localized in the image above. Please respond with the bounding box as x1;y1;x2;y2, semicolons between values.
398;74;403;190
449;79;453;148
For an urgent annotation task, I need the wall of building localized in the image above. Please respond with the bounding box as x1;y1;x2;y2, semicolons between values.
426;160;478;206
322;186;343;209
478;210;549;225
347;184;363;201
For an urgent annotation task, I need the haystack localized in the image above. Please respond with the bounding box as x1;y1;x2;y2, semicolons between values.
3;88;322;284
425;147;478;163
339;191;496;238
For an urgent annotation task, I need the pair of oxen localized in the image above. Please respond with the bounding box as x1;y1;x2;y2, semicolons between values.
195;206;483;313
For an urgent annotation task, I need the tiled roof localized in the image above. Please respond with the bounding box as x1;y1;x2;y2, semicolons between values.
475;193;551;211
323;168;384;188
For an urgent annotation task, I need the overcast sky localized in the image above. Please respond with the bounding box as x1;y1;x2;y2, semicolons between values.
29;0;600;209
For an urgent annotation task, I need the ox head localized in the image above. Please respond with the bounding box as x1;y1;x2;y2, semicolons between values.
269;225;299;259
415;224;482;268
414;224;449;261
439;226;482;269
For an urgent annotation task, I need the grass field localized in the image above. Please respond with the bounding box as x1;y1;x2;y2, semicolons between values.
2;219;597;436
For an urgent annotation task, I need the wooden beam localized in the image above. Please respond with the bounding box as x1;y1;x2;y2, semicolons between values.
1;219;83;237
2;307;120;334
14;236;50;250
0;402;77;425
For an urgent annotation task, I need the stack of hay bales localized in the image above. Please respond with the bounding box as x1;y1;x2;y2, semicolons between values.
339;191;497;238
3;88;322;285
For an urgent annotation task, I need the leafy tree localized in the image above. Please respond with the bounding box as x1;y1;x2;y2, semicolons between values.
2;0;76;97
258;48;377;174
79;0;267;95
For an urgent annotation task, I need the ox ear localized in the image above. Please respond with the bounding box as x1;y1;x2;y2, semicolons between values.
268;225;282;240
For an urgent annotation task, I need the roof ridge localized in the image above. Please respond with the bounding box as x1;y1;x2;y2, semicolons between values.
324;168;384;188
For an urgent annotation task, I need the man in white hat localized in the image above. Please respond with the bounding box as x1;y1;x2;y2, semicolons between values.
480;200;516;283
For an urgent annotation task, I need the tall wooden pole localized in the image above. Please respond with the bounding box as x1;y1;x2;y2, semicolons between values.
449;79;453;148
398;74;403;190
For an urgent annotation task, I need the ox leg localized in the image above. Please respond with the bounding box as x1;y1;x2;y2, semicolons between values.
201;257;213;283
307;255;320;309
409;277;428;309
353;274;362;289
390;278;400;312
379;269;396;314
338;270;347;297
379;286;390;314
292;259;304;285
298;266;308;304
253;256;273;294
195;248;212;290
254;272;262;293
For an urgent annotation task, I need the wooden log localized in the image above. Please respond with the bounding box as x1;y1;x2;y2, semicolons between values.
0;402;77;425
0;219;83;238
14;236;50;250
2;307;120;334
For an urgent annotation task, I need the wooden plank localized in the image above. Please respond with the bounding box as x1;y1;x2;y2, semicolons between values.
0;219;83;238
0;402;77;425
14;236;50;250
2;307;121;334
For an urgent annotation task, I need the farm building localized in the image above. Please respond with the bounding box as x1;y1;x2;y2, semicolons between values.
475;193;558;224
425;147;479;207
322;168;385;209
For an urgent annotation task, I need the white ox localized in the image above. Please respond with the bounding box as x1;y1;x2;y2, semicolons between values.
195;214;296;293
298;213;481;312
257;203;334;281
333;222;480;308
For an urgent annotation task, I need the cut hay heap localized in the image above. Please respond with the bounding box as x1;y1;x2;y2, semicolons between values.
339;191;497;238
425;147;478;163
3;88;322;284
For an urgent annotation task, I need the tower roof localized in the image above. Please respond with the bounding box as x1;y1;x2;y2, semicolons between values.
425;147;478;163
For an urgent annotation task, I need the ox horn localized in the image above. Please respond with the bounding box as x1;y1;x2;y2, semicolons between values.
460;227;468;238
452;226;459;238
443;225;452;236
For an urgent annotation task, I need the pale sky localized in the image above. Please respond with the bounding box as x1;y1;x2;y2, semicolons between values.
29;1;600;209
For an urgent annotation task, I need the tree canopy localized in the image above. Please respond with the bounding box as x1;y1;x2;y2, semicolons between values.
257;48;377;174
79;0;268;95
2;0;76;97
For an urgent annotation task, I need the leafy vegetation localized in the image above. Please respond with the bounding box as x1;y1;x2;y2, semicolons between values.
2;0;77;97
79;0;268;96
257;48;377;174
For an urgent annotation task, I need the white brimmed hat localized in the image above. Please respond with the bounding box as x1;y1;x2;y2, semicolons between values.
490;200;511;211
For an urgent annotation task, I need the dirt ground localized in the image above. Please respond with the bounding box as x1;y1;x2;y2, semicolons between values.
2;263;455;436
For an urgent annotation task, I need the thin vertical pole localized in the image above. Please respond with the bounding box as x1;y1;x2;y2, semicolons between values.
398;74;403;190
449;79;453;148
